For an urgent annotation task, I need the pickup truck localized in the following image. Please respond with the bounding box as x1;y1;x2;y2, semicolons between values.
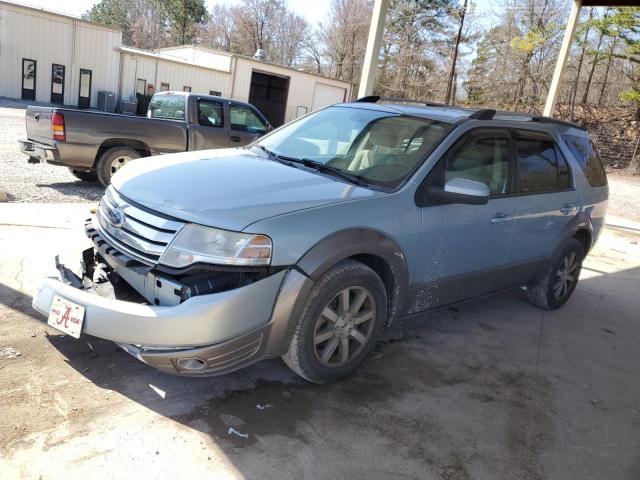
19;91;271;186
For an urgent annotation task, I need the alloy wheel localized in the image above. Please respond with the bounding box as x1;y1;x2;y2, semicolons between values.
313;286;376;367
553;252;579;300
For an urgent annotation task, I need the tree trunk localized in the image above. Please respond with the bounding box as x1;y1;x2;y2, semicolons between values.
597;39;617;106
444;0;467;105
581;22;606;104
570;9;593;120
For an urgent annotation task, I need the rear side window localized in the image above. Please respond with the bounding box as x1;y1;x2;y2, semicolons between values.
515;131;569;193
148;95;186;120
197;99;224;127
562;134;607;187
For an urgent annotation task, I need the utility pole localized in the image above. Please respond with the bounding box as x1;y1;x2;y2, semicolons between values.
445;0;467;105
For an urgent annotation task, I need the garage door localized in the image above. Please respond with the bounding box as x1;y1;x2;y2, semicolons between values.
312;83;346;111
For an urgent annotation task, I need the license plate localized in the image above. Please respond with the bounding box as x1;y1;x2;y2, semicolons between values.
47;295;85;339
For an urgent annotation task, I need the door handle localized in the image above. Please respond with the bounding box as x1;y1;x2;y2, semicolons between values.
230;136;242;143
491;213;513;224
560;204;578;215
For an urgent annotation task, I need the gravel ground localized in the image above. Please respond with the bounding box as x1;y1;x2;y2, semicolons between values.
0;104;103;203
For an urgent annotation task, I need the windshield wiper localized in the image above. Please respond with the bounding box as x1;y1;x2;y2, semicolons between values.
255;145;294;166
293;158;369;187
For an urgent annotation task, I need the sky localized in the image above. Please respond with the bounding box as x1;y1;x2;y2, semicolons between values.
15;0;497;28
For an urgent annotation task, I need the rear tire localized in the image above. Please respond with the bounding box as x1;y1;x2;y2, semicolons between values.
527;239;585;310
282;259;387;384
96;147;141;186
68;168;98;182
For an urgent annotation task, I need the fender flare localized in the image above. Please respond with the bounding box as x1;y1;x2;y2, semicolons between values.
296;228;410;324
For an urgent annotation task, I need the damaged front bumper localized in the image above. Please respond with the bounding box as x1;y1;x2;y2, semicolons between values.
32;220;313;376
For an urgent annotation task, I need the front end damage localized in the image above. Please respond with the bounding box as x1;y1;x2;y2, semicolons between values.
32;217;312;376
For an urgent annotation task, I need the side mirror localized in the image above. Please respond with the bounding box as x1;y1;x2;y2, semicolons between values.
428;177;490;205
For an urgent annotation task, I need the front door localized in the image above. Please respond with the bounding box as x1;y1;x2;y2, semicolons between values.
22;59;36;101
78;69;91;108
190;97;229;150
228;103;268;146
412;128;517;312
505;129;580;284
51;64;65;104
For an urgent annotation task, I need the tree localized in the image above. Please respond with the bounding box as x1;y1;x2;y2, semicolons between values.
445;0;468;104
160;0;208;45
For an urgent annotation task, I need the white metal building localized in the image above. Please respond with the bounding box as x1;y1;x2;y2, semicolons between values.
0;0;122;108
0;1;352;126
119;45;352;125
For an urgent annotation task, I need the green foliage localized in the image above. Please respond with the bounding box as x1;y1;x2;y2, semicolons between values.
620;89;640;105
159;0;208;45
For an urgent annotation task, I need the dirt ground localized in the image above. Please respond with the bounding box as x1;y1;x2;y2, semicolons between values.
0;200;639;479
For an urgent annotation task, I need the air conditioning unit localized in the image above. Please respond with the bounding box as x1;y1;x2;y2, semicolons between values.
97;91;116;112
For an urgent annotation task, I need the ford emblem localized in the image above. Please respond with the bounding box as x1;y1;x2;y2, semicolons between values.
105;203;125;228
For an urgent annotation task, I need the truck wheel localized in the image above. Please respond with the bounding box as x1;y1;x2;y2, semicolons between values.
68;168;98;182
526;239;585;310
96;147;141;186
282;259;387;384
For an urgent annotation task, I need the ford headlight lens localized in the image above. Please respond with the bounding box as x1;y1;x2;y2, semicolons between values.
160;224;272;268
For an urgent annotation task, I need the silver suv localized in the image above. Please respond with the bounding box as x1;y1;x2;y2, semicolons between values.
33;98;608;383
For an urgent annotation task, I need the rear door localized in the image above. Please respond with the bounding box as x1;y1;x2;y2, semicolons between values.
228;102;269;147
190;97;229;150
505;129;580;283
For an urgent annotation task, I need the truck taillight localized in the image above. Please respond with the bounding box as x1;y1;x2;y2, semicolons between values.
52;112;65;141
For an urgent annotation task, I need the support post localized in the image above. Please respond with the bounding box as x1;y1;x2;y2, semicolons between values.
357;0;390;98
543;0;582;117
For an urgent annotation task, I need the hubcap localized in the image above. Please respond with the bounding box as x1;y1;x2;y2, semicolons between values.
313;286;376;367
553;252;579;300
110;155;133;175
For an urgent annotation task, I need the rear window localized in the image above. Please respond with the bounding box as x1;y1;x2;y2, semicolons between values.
148;95;186;120
562;134;607;187
515;133;562;193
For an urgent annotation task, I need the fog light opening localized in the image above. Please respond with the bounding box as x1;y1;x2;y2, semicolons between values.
176;357;207;371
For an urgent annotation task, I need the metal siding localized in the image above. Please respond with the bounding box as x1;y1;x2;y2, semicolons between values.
0;3;121;106
119;51;233;101
233;58;352;123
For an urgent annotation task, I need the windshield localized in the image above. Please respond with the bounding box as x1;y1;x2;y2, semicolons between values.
148;94;186;120
256;106;452;189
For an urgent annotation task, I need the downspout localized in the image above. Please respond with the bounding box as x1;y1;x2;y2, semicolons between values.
71;19;77;105
230;55;237;99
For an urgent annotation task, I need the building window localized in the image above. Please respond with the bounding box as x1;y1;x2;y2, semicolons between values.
296;106;308;118
51;64;65;105
22;58;36;101
160;82;170;92
183;86;192;92
136;79;146;96
209;90;221;96
78;68;92;108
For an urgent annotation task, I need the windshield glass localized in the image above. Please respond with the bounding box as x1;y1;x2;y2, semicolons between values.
256;106;452;189
148;94;186;120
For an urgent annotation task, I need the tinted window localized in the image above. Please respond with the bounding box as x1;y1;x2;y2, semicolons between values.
445;130;511;195
557;147;571;189
562;134;607;187
230;105;267;133
197;100;224;127
516;134;559;193
148;95;186;120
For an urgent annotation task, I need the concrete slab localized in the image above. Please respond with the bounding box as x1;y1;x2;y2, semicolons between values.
0;207;639;479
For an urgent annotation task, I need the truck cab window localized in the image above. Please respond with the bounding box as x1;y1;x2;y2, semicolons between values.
197;100;224;127
230;105;267;134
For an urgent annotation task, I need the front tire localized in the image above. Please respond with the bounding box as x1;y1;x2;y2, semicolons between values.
527;239;585;310
282;259;387;384
96;147;141;186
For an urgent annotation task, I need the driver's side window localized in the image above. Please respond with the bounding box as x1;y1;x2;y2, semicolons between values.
445;129;511;196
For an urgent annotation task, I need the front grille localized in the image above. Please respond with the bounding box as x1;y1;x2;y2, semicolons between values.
95;187;184;265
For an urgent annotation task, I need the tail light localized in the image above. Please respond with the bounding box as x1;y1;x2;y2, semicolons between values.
52;112;65;141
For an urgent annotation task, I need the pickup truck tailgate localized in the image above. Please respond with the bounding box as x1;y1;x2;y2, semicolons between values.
25;107;54;145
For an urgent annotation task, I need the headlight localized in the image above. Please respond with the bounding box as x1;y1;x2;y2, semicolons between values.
160;224;272;268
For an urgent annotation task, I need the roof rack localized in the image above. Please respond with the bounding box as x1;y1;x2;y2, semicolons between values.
353;96;586;130
355;96;451;108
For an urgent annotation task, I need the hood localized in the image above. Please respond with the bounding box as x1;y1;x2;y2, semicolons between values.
111;148;381;231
